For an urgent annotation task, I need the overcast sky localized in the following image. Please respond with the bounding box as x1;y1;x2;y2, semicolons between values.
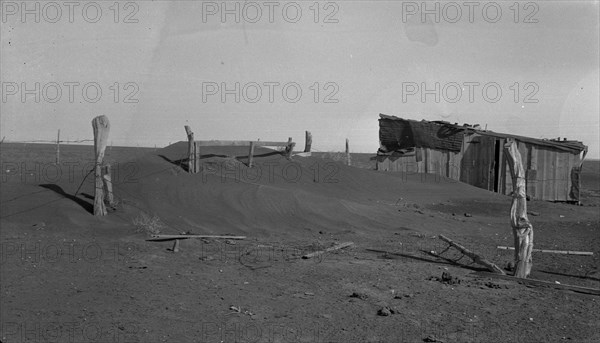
1;1;598;158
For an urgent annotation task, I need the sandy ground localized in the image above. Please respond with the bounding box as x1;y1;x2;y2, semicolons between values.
1;143;599;343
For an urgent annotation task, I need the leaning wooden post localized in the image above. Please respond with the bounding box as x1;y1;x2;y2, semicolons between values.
248;141;256;167
92;115;110;216
345;138;351;166
184;125;195;173
304;131;312;152
504;139;534;278
439;235;505;274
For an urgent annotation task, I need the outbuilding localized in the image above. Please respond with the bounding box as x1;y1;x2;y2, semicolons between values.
376;114;588;202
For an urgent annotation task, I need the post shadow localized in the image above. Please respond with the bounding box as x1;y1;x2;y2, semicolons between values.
40;184;94;214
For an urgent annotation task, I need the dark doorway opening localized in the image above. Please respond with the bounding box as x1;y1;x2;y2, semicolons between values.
493;139;501;192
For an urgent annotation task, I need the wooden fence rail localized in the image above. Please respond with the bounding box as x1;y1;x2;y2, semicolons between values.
184;126;296;173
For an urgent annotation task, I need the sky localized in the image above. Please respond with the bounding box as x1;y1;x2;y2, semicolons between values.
1;1;599;158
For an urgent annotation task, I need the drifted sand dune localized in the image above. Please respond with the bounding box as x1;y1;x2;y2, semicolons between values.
114;142;509;239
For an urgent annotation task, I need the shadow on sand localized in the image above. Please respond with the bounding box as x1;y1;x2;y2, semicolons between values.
40;184;93;214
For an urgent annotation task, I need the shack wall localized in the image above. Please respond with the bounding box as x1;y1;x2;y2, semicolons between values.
377;139;582;202
503;142;581;201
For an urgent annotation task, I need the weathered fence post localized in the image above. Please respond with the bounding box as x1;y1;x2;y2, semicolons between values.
184;126;195;173
346;138;351;166
304;131;312;152
504;138;534;278
102;163;115;207
55;129;60;165
248;141;256;167
285;137;295;159
92;115;110;216
194;141;201;173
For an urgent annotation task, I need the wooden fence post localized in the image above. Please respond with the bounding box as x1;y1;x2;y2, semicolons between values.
185;126;195;173
92;115;110;216
56;129;60;165
346;138;351;166
194;141;201;173
304;131;312;152
285;137;295;159
102;163;114;207
504;138;533;278
248;141;256;167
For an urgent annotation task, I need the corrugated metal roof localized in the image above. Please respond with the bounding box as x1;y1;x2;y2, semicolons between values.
379;114;587;154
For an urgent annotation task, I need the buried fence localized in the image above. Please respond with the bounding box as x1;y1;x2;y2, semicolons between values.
183;126;353;174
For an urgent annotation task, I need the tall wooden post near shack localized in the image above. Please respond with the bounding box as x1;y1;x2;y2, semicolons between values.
504;138;534;278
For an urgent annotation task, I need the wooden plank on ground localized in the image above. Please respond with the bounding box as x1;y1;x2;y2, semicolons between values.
471;271;600;296
302;242;354;259
147;234;246;241
497;246;593;256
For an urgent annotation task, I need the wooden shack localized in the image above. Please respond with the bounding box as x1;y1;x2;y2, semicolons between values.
376;114;588;202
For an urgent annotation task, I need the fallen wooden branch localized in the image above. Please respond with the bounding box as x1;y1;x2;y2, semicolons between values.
497;246;593;256
147;234;246;241
439;235;505;275
471;271;600;296
302;242;354;259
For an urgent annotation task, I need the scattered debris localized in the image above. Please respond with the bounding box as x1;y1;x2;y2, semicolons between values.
302;242;354;259
394;293;413;299
228;305;254;316
463;213;472;217
423;334;446;342
171;239;180;253
484;281;507;289
349;292;368;300
430;271;461;285
377;307;391;316
377;306;400;316
471;271;600;296
438;235;505;274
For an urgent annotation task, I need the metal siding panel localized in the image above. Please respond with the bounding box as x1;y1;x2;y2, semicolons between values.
558;152;570;201
545;148;554;200
526;145;538;199
565;153;573;201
